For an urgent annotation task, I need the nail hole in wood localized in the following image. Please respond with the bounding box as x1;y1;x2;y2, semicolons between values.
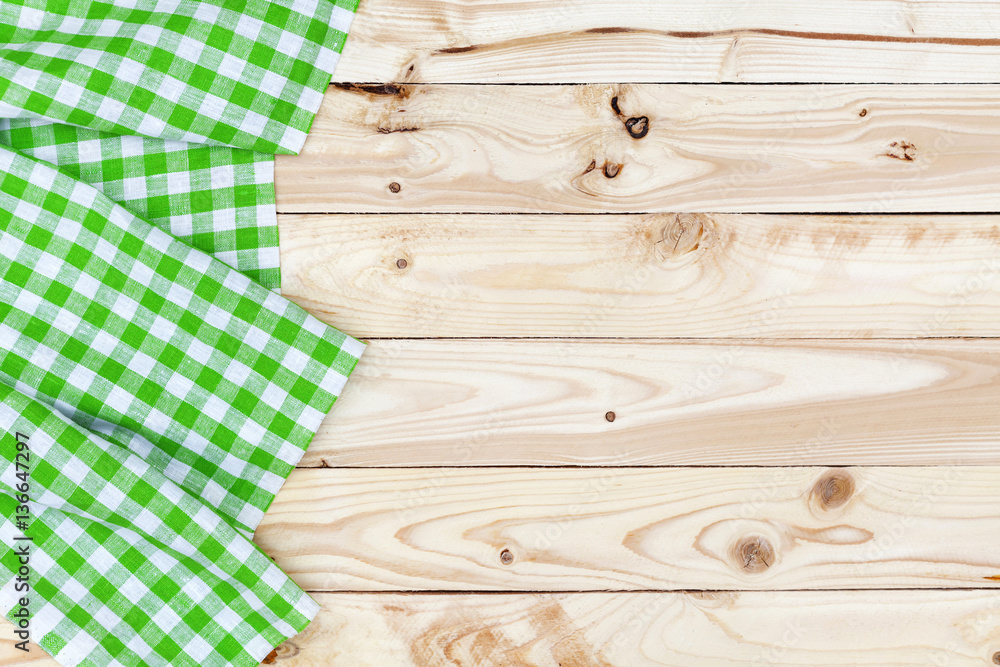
500;549;515;565
396;258;408;269
388;182;401;193
605;411;616;422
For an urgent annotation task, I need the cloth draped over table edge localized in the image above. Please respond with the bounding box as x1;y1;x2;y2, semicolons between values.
0;2;363;666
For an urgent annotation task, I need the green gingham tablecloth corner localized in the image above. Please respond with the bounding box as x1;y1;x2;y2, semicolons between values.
0;2;365;665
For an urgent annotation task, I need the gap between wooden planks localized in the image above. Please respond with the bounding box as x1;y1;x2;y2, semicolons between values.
4;590;1000;666
253;467;1000;592
275;84;1000;213
333;0;1000;83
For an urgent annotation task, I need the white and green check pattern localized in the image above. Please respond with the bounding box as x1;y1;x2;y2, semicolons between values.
0;0;358;289
0;144;365;535
0;1;363;665
0;0;353;153
0;119;281;289
0;386;321;667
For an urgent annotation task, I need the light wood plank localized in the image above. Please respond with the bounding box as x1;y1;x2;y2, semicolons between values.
335;0;1000;83
307;339;1000;467
6;590;1000;666
254;467;1000;591
279;213;1000;337
275;84;1000;213
257;590;1000;666
0;636;49;667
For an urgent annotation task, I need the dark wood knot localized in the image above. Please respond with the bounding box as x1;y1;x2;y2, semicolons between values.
263;642;299;663
731;535;774;574
812;469;855;510
625;116;649;139
884;141;916;162
660;213;706;257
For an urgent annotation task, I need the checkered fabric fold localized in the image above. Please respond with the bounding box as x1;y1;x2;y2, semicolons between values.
0;1;363;666
0;119;281;288
0;0;358;289
0;385;323;667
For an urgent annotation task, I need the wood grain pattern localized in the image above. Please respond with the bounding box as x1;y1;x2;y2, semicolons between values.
253;467;1000;591
256;591;1000;666
279;213;1000;338
306;338;1000;467
275;84;1000;213
279;5;1000;664
333;0;1000;83
5;8;997;666
5;590;1000;666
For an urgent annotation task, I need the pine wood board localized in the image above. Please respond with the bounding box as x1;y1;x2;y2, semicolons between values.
333;0;1000;83
253;466;1000;592
278;213;1000;338
6;590;1000;666
275;84;1000;214
305;338;1000;467
4;7;996;665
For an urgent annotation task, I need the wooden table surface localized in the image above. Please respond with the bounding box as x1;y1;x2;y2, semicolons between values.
6;1;1000;665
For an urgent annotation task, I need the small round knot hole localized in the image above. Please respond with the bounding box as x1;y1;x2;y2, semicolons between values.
625;116;649;139
499;549;515;565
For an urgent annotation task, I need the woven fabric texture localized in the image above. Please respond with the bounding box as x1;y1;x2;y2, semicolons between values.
0;2;363;665
0;0;357;288
0;119;280;288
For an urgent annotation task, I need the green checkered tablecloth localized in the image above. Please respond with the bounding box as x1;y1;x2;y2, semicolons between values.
0;2;364;666
0;120;282;288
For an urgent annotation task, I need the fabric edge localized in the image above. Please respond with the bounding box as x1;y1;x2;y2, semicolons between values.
282;1;360;155
240;594;322;667
247;334;366;536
